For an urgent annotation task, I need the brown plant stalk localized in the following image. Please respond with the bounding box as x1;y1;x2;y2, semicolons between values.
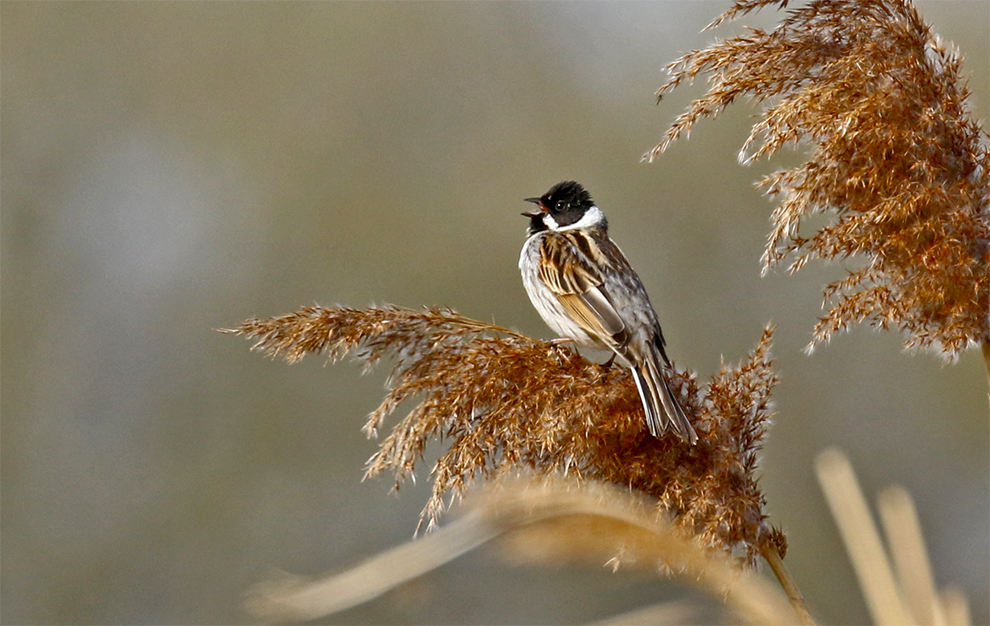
226;304;786;567
649;0;990;368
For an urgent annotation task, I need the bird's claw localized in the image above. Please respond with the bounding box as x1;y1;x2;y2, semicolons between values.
545;338;574;365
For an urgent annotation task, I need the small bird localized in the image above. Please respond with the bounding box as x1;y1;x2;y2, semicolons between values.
518;181;697;443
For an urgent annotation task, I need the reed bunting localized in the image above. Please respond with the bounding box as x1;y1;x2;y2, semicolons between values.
519;181;696;443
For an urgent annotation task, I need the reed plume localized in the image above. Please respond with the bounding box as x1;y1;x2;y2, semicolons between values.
245;477;799;625
649;0;990;363
227;305;785;566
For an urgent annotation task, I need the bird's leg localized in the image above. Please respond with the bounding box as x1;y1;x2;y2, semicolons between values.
596;353;618;382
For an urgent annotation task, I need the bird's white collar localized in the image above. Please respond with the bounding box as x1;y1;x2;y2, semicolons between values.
544;205;605;232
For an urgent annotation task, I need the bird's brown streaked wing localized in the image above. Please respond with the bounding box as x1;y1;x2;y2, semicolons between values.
593;234;673;364
538;233;626;345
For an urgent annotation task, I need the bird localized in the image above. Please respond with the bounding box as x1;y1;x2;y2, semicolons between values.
518;181;697;443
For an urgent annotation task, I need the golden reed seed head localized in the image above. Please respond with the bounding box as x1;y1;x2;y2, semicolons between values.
227;306;785;564
649;0;989;360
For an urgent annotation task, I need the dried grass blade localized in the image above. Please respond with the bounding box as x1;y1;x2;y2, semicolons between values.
815;448;913;625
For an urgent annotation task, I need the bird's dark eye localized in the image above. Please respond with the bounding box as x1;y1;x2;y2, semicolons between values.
555;200;566;212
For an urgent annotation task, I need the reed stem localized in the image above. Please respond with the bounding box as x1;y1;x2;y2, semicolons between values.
762;543;816;625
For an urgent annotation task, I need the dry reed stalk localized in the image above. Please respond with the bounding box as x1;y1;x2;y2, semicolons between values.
815;448;970;626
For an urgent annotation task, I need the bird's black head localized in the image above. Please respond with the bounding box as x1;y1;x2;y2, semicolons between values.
523;181;601;232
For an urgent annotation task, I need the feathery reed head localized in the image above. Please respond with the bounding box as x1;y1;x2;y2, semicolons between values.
245;476;799;625
226;305;784;564
650;0;990;359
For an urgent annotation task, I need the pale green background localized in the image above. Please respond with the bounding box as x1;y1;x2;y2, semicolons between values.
2;2;987;624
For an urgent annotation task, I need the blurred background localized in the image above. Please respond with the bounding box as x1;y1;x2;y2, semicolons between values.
2;2;987;624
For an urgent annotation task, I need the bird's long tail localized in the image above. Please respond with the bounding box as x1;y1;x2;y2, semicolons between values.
630;357;697;444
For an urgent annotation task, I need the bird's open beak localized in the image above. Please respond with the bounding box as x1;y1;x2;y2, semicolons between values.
522;197;545;218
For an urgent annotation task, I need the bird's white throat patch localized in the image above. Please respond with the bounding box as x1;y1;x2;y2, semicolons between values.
543;205;605;232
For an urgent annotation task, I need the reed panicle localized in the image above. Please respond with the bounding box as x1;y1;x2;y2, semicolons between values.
649;0;990;362
245;477;799;625
227;305;784;565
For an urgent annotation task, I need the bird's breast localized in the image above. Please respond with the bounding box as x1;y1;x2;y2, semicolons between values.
519;234;600;348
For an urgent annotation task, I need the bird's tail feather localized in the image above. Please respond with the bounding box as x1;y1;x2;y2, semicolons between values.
630;358;697;444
